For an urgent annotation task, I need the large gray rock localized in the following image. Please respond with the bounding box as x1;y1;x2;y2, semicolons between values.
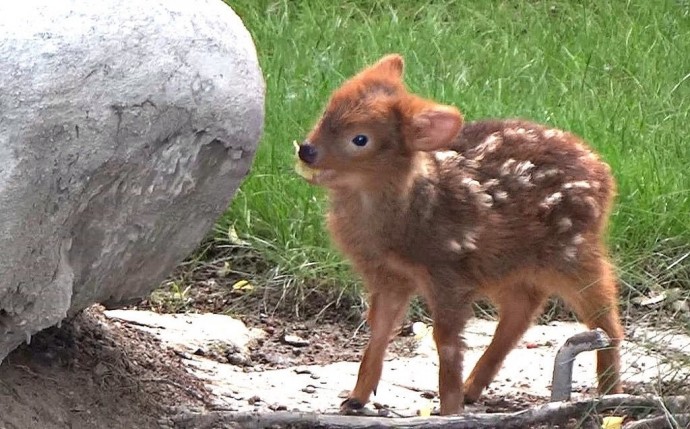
0;0;264;361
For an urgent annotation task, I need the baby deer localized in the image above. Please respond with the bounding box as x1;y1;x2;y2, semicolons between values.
295;54;624;415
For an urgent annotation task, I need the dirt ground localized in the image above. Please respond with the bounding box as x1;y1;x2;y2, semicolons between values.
0;304;550;429
1;245;687;429
0;306;209;429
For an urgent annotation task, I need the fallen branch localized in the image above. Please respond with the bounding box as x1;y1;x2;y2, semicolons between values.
622;413;690;429
168;394;690;429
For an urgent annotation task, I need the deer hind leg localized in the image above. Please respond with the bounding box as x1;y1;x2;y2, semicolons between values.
341;286;412;412
559;259;624;395
464;285;547;404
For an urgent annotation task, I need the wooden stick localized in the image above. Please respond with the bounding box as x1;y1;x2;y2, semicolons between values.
622;413;690;429
168;394;689;429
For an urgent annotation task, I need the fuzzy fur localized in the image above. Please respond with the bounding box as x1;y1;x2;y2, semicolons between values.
298;54;624;415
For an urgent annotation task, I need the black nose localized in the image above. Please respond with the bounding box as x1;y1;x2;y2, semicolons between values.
298;143;318;165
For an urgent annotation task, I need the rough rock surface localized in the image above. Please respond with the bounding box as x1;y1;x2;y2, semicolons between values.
0;0;264;362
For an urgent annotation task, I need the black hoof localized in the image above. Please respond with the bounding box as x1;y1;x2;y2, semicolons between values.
340;398;365;414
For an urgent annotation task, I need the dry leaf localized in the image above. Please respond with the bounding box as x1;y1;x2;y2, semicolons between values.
232;280;253;291
601;416;624;429
217;261;232;278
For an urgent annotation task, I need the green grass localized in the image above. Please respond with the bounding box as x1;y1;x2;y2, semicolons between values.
220;0;690;308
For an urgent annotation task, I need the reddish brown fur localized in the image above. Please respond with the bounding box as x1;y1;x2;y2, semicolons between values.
298;54;624;415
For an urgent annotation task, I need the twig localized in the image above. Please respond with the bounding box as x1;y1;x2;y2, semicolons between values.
105;315;165;329
13;364;59;384
140;377;207;402
389;382;437;397
169;394;689;429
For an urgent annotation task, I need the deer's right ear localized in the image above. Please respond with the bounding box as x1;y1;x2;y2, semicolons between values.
366;54;404;80
409;105;463;151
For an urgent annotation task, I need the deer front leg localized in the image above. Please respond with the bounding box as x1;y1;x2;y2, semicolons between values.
429;285;474;416
341;285;412;413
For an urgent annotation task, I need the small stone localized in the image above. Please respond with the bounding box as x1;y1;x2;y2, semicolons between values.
337;390;350;399
248;395;261;405
310;373;320;380
294;368;311;375
173;350;192;360
301;385;316;394
420;391;436;399
94;362;108;377
282;333;310;347
226;352;251;367
263;353;288;366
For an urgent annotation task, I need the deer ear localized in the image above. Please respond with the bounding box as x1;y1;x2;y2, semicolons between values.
367;54;404;79
410;105;463;151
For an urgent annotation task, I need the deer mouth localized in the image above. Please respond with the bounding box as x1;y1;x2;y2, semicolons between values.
293;140;337;186
295;160;337;186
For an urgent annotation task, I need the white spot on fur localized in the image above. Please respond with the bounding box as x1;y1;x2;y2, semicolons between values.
500;158;516;176
572;233;585;245
543;129;565;139
574;142;587;152
462;177;482;193
448;240;463;253
477;192;493;208
558;217;573;232
471;133;502;159
493;190;508;202
359;192;373;211
585;196;601;218
435;150;459;162
514;160;535;176
517;175;534;187
501;160;536;186
564;246;577;261
462;231;478;251
483;179;500;189
533;168;562;181
541;191;563;209
464;159;481;170
563;181;592;190
505;127;539;141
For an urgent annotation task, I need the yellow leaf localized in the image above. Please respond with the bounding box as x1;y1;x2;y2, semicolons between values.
232;280;253;291
601;416;624;429
293;140;318;180
412;322;431;340
418;403;432;417
227;225;249;246
217;261;232;278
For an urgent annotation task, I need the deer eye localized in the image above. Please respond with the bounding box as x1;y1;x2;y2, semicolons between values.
351;134;369;147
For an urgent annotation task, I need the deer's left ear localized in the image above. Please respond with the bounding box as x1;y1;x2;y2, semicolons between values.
408;104;463;151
